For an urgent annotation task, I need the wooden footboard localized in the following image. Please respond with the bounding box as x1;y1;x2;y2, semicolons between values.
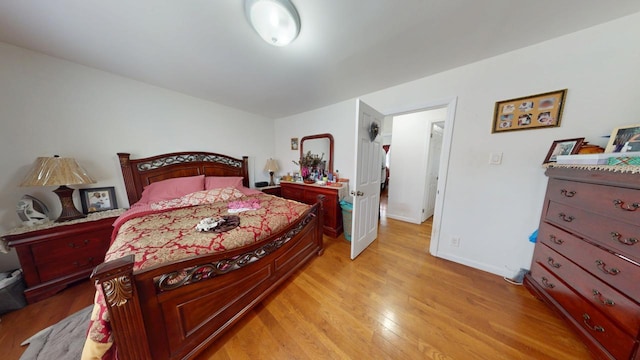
91;200;324;360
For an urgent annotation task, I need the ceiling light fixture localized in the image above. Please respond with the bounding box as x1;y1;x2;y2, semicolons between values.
245;0;300;47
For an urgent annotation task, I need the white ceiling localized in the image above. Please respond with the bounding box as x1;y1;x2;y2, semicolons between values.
1;1;639;119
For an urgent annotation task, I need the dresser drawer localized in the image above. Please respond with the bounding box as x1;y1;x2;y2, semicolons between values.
530;262;636;360
30;230;111;264
547;178;640;225
281;186;304;202
532;242;640;335
537;227;640;302
545;201;640;261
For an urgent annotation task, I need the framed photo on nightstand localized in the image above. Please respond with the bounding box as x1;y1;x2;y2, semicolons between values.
79;187;118;214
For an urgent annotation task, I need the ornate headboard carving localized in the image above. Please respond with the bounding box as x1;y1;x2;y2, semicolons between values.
118;152;249;205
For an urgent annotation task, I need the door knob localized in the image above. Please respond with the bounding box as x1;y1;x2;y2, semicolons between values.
350;190;364;196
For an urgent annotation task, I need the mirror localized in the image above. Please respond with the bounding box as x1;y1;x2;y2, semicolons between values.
300;133;334;174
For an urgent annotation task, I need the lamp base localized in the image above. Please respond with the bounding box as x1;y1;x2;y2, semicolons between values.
53;185;86;222
269;172;275;186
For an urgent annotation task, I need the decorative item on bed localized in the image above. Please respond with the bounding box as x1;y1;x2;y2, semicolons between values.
81;151;324;360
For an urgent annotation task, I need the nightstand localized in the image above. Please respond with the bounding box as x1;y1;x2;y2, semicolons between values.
260;185;281;197
1;209;124;303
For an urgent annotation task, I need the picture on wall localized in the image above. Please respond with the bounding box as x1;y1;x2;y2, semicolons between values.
604;124;640;153
492;89;567;133
543;137;584;164
79;187;118;214
291;137;299;150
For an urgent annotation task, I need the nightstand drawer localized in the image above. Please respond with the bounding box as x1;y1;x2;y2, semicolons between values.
260;186;281;197
37;256;102;283
31;229;111;264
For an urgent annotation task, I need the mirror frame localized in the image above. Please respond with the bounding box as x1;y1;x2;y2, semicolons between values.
300;133;334;173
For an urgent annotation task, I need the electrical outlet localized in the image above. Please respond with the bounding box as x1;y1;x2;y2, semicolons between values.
451;237;460;247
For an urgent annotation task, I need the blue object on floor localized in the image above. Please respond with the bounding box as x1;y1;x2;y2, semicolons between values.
529;229;538;243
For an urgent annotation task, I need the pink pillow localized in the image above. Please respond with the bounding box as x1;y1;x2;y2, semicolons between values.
205;176;244;190
138;175;205;204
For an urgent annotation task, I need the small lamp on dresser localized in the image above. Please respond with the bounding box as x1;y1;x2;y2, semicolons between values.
20;155;96;222
264;158;279;186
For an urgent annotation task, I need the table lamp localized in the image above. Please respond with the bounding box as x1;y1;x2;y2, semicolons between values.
20;155;96;222
264;158;279;186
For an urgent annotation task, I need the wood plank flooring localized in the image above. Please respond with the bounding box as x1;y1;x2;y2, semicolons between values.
0;199;593;359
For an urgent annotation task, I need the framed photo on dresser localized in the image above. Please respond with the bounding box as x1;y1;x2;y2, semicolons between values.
542;137;584;164
79;186;118;214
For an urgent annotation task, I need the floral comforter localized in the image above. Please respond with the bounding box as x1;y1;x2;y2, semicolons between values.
81;189;310;360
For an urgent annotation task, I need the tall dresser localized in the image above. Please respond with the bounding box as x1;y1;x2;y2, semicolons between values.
524;166;640;360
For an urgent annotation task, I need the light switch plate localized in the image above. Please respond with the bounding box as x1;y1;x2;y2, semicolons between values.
489;152;503;165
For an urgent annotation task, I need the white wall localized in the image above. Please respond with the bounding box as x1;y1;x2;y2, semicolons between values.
274;100;356;182
276;13;640;278
0;43;274;271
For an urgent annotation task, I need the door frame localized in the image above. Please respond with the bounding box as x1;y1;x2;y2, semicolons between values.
422;119;445;222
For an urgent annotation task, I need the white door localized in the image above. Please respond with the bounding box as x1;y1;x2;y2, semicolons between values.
422;121;444;221
351;99;384;259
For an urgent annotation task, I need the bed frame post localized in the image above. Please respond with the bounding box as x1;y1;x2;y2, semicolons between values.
241;156;249;188
91;255;152;360
117;153;140;205
316;194;325;255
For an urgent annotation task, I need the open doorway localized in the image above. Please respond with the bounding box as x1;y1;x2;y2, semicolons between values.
378;98;457;257
385;107;447;224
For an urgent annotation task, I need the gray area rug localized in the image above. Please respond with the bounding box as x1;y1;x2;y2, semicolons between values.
20;305;92;360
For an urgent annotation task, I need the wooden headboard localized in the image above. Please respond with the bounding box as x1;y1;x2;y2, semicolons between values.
118;151;249;205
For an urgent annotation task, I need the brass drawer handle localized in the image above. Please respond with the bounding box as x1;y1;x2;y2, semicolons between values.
595;260;620;275
592;289;615;306
558;213;574;222
560;189;576;197
68;239;90;248
582;313;605;333
541;276;555;289
549;235;564;245
547;257;561;269
610;231;638;246
613;199;639;211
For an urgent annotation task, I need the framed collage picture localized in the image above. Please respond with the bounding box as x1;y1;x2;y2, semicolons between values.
492;89;567;133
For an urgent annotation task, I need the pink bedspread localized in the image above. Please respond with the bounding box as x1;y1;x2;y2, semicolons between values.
82;192;310;360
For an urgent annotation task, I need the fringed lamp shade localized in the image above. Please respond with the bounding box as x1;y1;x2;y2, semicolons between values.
264;158;279;186
20;156;96;222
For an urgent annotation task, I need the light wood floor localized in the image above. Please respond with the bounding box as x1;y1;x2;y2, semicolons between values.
0;197;593;359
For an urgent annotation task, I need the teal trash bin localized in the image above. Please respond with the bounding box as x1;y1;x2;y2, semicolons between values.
340;200;353;241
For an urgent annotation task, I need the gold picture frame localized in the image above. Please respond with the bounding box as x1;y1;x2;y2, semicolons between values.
604;124;640;153
492;89;567;133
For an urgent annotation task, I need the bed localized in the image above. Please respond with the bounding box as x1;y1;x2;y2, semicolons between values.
83;151;324;360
